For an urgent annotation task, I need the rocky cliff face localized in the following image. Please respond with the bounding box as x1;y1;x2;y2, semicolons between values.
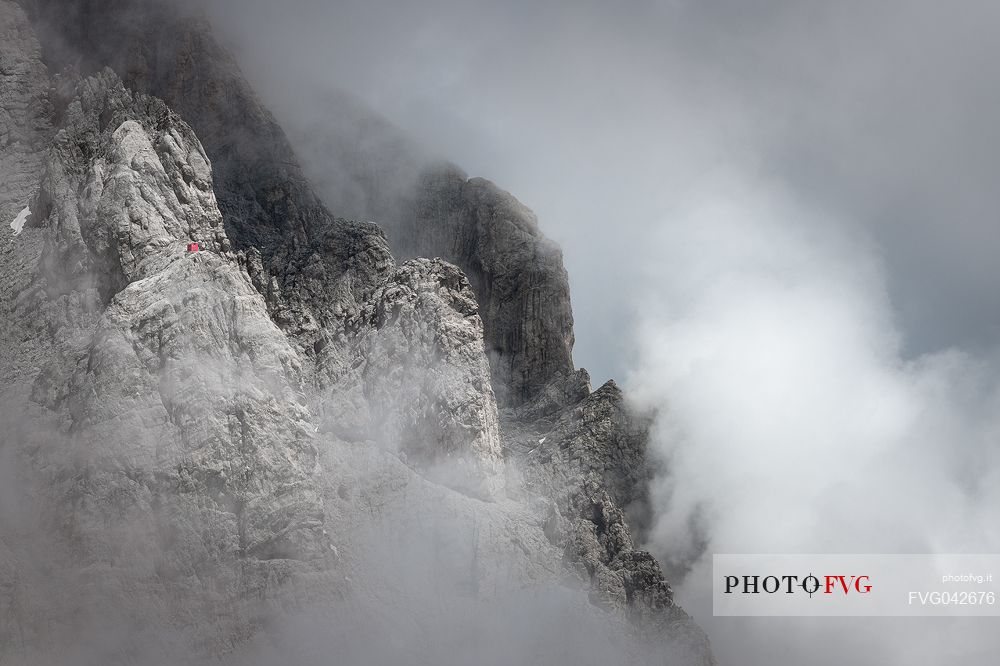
0;1;713;664
283;94;578;409
0;0;50;228
22;0;398;359
401;167;577;409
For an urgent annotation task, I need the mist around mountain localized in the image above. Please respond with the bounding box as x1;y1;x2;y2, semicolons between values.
0;1;713;664
6;2;1000;665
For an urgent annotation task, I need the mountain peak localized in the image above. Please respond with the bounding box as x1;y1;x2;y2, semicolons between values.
0;2;713;664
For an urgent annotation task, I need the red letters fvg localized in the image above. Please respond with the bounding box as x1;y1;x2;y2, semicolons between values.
824;575;872;594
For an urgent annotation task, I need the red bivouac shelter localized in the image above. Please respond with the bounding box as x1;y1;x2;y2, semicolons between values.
187;242;199;253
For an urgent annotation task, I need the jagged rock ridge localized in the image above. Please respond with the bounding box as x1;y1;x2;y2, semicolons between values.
278;90;579;409
0;1;714;664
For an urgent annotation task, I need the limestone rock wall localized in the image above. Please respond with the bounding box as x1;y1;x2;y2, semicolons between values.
0;2;715;664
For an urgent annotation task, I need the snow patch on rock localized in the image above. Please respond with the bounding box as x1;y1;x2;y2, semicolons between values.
9;206;29;236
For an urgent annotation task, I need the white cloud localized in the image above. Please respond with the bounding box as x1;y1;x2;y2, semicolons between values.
627;172;1000;665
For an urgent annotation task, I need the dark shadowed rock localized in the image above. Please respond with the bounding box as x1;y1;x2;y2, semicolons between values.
279;93;579;409
399;167;577;408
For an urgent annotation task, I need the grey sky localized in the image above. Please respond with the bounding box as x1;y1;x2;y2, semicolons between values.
199;0;1000;385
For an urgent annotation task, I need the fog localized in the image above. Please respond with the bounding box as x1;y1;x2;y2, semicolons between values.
197;0;1000;381
627;171;1000;664
6;0;1000;663
184;1;1000;664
